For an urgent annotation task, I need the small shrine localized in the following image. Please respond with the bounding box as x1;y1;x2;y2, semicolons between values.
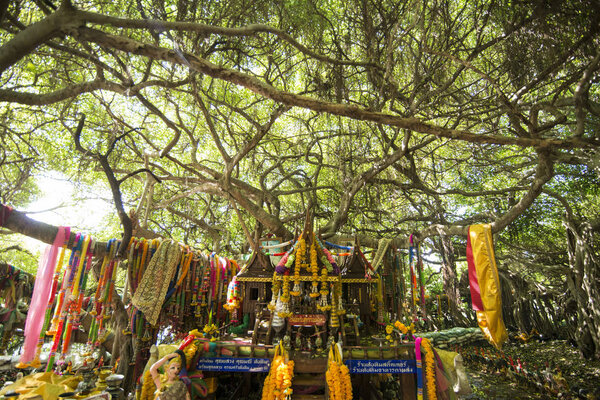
235;214;379;349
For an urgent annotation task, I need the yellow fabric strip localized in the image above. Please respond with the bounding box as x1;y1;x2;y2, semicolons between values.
71;235;91;297
469;224;508;349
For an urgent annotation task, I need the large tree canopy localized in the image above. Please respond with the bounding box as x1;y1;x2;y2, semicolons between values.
1;0;600;355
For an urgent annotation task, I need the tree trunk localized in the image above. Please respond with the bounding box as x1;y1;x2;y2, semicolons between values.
437;235;469;326
564;217;600;359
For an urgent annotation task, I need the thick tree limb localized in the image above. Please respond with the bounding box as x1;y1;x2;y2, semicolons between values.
0;78;191;105
72;114;134;258
320;131;413;236
72;27;600;150
166;206;223;243
2;206;110;257
76;11;373;68
0;5;79;75
418;151;555;240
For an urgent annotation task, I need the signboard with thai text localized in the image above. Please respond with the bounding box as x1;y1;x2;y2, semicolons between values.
196;357;271;372
288;314;326;326
344;359;416;374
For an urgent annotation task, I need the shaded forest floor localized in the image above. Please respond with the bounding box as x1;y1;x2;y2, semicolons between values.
459;339;600;399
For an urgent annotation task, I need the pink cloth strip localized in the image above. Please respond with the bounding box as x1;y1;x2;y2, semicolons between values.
20;226;69;364
415;336;422;361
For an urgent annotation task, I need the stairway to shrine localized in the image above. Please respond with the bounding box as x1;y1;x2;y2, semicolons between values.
291;356;327;400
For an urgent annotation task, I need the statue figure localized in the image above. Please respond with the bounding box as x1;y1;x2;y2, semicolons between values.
149;352;191;400
283;334;291;352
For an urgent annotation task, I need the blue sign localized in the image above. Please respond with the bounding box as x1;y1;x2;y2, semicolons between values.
196;357;271;372
344;359;416;374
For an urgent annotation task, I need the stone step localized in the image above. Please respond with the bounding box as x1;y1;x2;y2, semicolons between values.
291;395;326;400
293;375;325;387
294;357;327;374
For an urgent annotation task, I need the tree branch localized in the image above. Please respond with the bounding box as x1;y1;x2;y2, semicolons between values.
72;114;134;258
0;8;80;76
72;27;600;150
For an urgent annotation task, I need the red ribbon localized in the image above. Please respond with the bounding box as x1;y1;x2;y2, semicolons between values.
466;226;484;311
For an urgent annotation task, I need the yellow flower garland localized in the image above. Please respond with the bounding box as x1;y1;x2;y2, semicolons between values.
319;267;329;296
421;337;437;400
340;363;352;399
335;279;345;315
278;275;293;318
317;267;331;312
309;237;320;298
281;275;290;303
326;344;352;400
139;370;155;400
394;320;409;334
268;271;281;311
291;237;305;297
262;344;295;400
330;285;339;328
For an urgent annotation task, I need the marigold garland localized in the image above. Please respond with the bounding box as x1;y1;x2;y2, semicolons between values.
262;344;294;400
317;267;331;312
268;271;281;311
326;344;352;400
278;275;293;318
330;282;339;328
281;274;290;303
319;268;329;296
421;337;437;400
139;369;155;400
334;279;345;315
291;236;305;297
309;237;320;298
340;363;352;399
386;320;412;344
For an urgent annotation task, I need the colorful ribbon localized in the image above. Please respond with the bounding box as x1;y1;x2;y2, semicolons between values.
415;337;424;400
19;226;69;366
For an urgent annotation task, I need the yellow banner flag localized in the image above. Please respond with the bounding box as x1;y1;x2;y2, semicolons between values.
467;224;508;349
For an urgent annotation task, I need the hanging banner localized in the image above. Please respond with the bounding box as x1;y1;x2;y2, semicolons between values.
196;357;270;372
344;359;416;374
466;224;508;349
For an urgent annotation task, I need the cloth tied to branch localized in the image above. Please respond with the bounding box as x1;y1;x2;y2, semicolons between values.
466;224;508;349
20;226;69;365
132;239;181;326
371;238;392;272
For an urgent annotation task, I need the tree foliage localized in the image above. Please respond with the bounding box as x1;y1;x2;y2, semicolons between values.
1;0;600;354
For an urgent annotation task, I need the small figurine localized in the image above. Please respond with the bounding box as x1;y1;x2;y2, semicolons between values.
295;328;303;350
315;335;322;352
326;335;335;351
282;335;291;352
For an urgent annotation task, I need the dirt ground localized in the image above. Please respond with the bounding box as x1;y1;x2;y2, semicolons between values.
459;340;600;400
